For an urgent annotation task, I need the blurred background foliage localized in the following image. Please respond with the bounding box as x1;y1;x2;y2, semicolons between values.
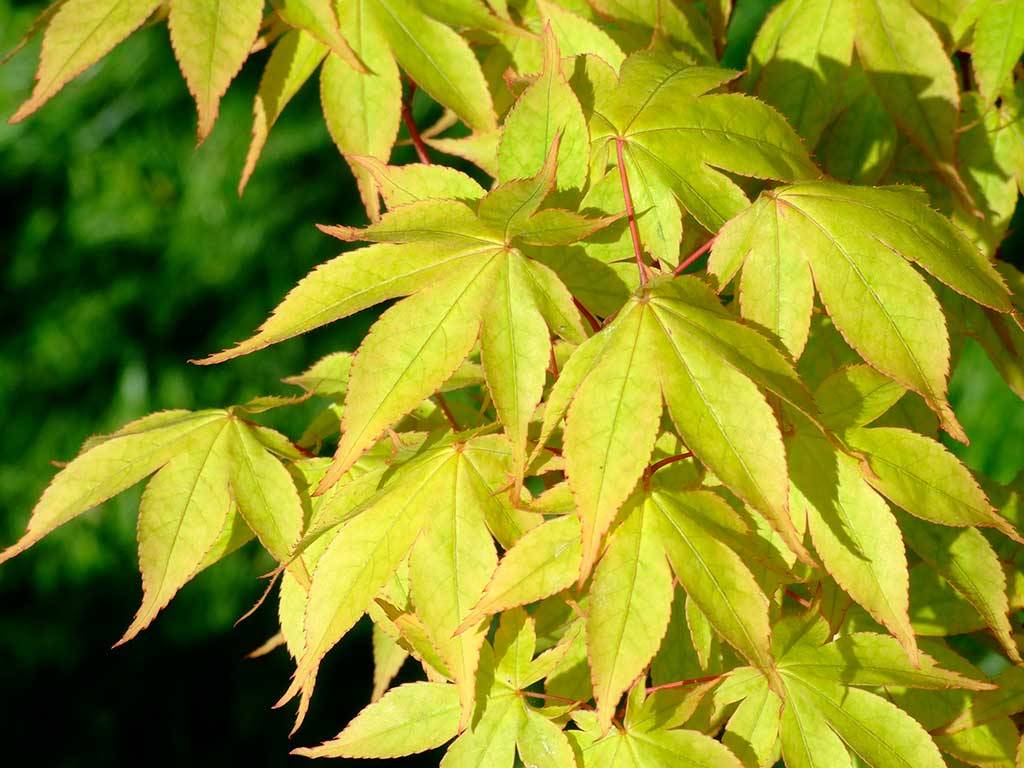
0;0;1021;764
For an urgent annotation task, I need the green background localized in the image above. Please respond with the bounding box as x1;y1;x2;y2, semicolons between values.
0;1;1021;764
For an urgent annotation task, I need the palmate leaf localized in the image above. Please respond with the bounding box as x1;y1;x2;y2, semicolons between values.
970;0;1024;108
585;51;818;264
205;142;600;490
710;181;1011;439
561;274;818;578
0;408;312;640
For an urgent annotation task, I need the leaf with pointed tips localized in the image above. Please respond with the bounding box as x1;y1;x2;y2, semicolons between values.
847;426;1020;538
273;0;364;71
370;0;496;132
240;30;328;194
462;515;581;628
898;513;1021;662
972;0;1024;109
588;494;674;729
787;411;918;661
119;421;235;644
169;0;264;143
854;0;967;198
10;0;161;124
1;410;227;564
294;681;460;758
711;181;1011;435
652;489;775;674
745;0;856;146
782;673;948;768
281;449;454;704
498;27;589;192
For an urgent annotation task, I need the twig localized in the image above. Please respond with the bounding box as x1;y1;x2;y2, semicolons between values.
402;81;432;165
644;452;694;482
615;137;650;286
434;392;460;431
645;674;722;695
573;297;601;333
674;236;716;276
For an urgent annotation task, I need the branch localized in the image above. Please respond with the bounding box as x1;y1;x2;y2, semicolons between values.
402;81;432;165
615;137;650;287
674;236;716;276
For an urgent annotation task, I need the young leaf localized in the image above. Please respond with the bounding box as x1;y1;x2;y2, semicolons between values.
588;493;674;729
169;0;265;142
119;421;234;644
854;0;968;200
652;489;776;674
10;0;162;124
240;30;328;193
0;410;226;564
293;682;460;758
846;426;1021;539
462;515;581;627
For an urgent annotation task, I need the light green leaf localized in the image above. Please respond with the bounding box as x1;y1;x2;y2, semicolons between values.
972;0;1024;108
462;515;581;628
293;682;460;758
370;0;496;132
536;0;625;70
481;250;551;477
723;678;783;768
498;27;589;192
228;421;308;583
783;673;948;768
410;450;499;725
323;251;501;488
565;303;662;580
281;450;453;704
274;0;364;71
11;0;162;124
0;410;226;564
846;426;1020;538
854;0;966;195
898;513;1021;662
780;676;855;768
118;421;234;644
787;413;918;661
517;708;576;768
323;0;404;219
603;53;819;232
780;632;995;690
350;155;486;209
746;0;857;145
240;30;328;194
814;365;906;431
169;0;265;142
712;181;1007;439
652;490;775;674
588;494;674;729
371;623;409;701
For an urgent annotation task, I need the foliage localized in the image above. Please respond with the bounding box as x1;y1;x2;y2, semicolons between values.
5;0;1024;766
